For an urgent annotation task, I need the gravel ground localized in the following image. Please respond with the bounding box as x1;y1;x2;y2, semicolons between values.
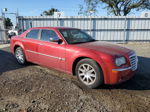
0;43;150;112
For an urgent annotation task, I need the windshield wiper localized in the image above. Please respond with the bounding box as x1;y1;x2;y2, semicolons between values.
71;42;86;44
88;39;97;42
71;39;97;44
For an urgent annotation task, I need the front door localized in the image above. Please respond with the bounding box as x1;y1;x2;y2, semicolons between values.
38;29;66;71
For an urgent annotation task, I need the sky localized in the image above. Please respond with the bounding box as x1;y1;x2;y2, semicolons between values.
0;0;85;16
0;0;146;25
0;0;106;16
0;0;106;21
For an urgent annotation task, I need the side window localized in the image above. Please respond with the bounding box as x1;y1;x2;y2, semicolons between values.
26;30;39;39
41;30;59;41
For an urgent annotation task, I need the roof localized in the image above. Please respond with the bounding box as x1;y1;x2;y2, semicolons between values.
30;27;78;30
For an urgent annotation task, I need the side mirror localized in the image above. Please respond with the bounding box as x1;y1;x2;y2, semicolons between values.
49;37;63;44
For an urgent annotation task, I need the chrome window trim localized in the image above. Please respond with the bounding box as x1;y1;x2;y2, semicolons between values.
26;50;65;61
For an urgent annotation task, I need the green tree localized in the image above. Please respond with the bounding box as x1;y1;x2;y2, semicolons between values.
41;8;59;16
5;18;13;29
79;0;150;16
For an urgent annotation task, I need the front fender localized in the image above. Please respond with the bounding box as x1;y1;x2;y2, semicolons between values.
66;49;109;84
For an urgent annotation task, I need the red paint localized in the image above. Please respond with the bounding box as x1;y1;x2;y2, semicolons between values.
10;27;136;85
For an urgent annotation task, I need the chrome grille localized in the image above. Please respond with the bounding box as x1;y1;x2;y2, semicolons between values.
129;53;138;71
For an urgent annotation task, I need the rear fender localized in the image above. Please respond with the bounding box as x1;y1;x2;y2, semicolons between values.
13;41;25;55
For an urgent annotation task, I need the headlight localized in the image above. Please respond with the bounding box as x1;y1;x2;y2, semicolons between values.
115;57;126;66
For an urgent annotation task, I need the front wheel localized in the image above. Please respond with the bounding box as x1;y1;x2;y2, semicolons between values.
75;58;103;88
15;47;26;65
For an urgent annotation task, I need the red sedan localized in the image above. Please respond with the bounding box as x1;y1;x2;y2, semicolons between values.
10;27;138;88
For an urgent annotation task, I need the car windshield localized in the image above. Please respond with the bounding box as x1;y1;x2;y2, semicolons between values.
59;29;96;44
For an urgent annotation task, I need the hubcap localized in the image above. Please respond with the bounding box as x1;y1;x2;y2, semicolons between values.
78;64;96;85
15;49;24;64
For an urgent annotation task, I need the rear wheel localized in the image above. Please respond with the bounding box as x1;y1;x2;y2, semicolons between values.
15;47;26;65
75;58;103;88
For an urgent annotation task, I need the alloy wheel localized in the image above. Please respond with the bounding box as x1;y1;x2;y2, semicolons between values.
15;49;24;64
78;63;96;85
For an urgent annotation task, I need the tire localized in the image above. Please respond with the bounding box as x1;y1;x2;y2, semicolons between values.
75;58;103;88
15;47;26;65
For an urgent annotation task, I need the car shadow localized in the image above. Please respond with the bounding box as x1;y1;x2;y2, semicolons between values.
0;47;26;74
100;56;150;90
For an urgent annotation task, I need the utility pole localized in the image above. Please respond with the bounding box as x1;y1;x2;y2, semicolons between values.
1;8;6;29
1;8;7;43
16;9;19;30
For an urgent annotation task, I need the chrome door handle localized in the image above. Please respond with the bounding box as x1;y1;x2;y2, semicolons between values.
22;40;26;42
38;43;44;46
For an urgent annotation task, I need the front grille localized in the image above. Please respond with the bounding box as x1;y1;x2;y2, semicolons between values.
129;53;138;71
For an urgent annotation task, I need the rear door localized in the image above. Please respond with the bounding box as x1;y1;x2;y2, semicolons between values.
38;29;66;71
22;29;41;63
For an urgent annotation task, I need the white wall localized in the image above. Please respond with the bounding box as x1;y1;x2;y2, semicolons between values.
18;16;150;42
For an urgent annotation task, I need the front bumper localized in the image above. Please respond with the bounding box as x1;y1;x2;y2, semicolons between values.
109;52;138;84
107;66;136;84
112;67;131;72
103;52;138;85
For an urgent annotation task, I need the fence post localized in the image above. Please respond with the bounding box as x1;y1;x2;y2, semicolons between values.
92;18;96;39
123;17;127;43
71;16;74;27
21;16;24;32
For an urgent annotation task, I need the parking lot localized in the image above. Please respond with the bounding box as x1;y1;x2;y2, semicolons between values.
0;43;150;112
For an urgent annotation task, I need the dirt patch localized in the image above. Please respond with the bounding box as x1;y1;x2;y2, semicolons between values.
0;44;150;112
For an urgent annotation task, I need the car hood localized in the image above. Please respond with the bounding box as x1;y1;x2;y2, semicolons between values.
74;41;132;56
